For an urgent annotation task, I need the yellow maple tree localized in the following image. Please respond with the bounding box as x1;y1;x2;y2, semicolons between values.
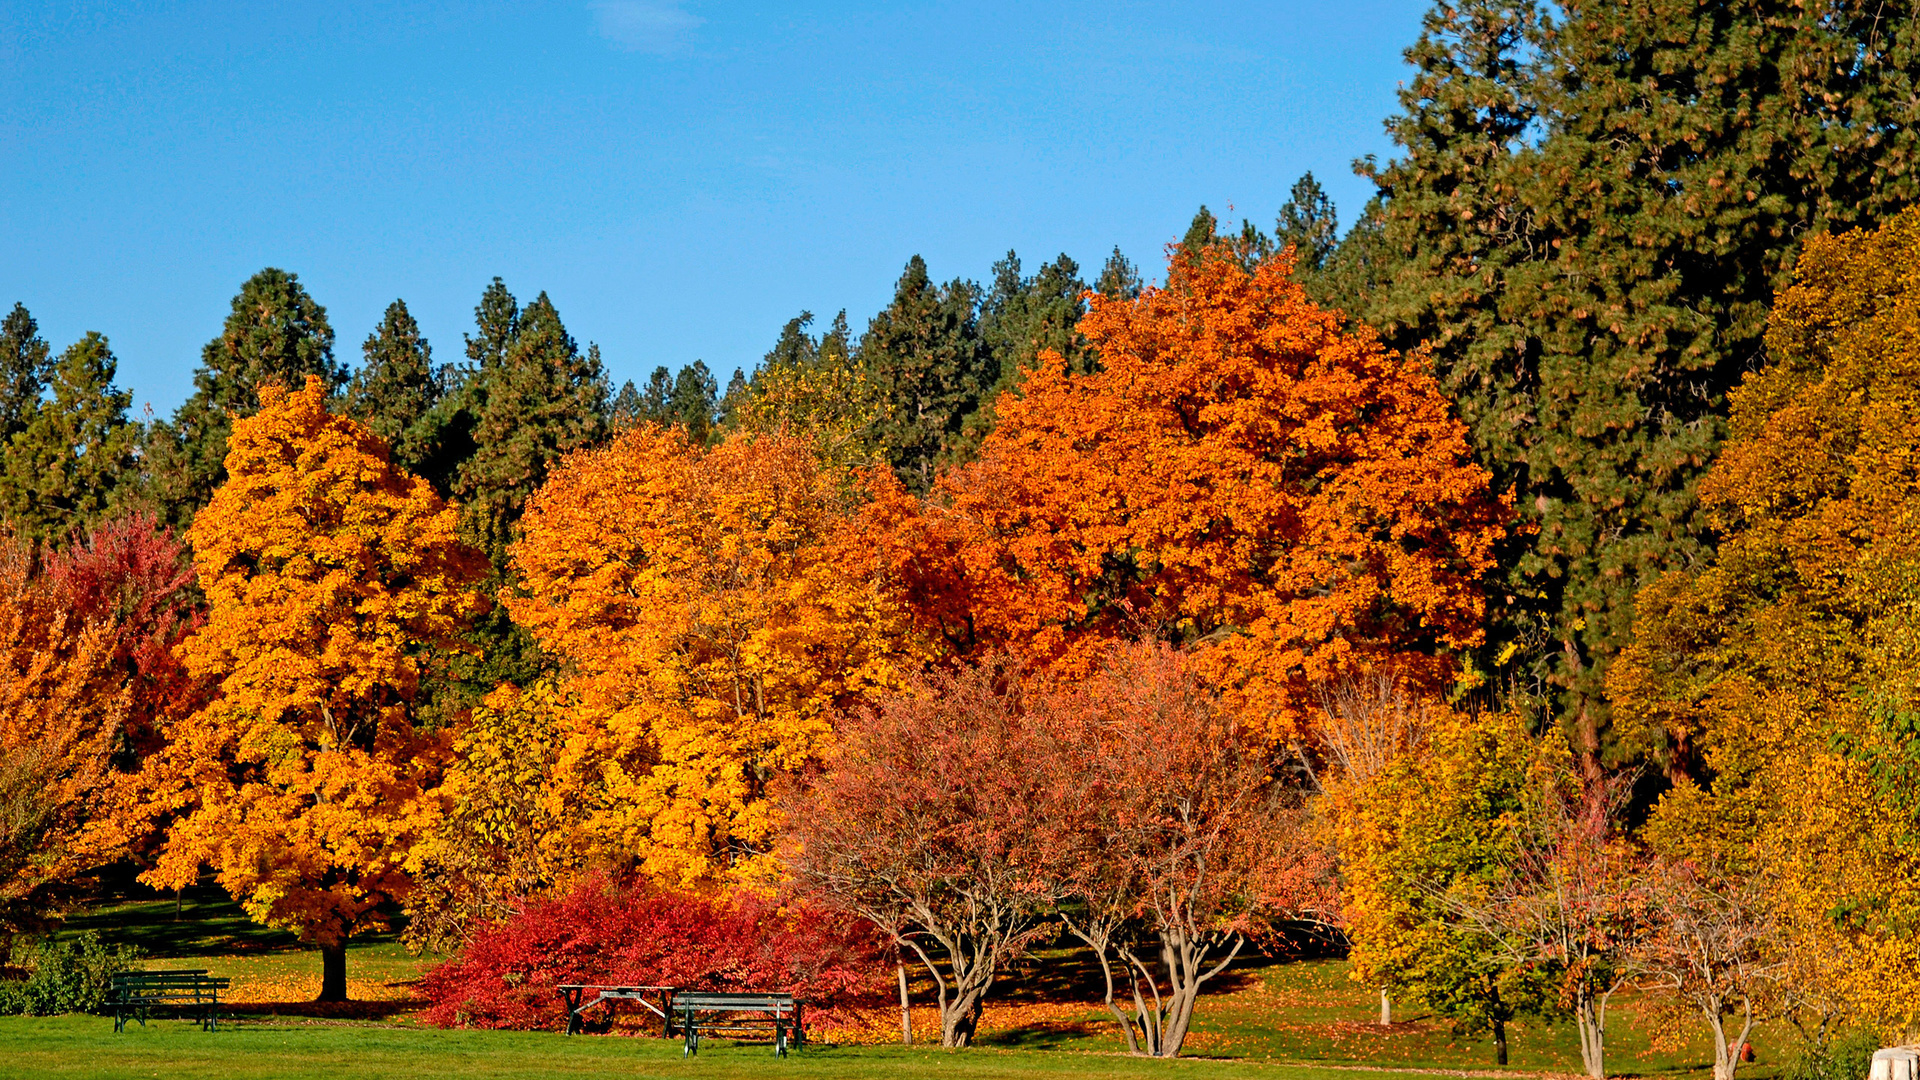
144;377;486;1000
507;423;916;889
1612;206;1920;1037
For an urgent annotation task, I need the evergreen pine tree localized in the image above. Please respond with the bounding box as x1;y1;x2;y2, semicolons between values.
641;366;675;423
145;269;343;524
611;380;644;427
452;290;608;568
1096;247;1143;301
0;332;136;542
956;251;1092;456
1276;172;1339;275
1359;0;1920;769
0;304;52;443
346;299;443;481
856;255;990;491
670;360;719;444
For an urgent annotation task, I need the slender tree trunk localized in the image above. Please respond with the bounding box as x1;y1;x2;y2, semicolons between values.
1380;989;1391;1026
897;961;913;1046
1494;1014;1509;1066
317;941;348;1003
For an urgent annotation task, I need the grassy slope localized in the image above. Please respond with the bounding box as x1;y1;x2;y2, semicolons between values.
7;883;1769;1080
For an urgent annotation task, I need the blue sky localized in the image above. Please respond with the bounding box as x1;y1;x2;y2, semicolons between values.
0;1;1427;416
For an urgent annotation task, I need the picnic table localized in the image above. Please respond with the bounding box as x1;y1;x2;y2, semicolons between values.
673;991;803;1057
108;969;230;1033
555;984;675;1037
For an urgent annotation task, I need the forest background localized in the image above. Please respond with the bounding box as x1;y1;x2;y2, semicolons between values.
10;1;1920;1077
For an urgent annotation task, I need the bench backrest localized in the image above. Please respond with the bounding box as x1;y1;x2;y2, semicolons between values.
672;992;796;1011
113;970;211;982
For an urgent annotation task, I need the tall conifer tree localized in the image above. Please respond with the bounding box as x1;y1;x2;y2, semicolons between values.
145;269;343;524
1358;0;1920;768
346;300;443;482
0;304;52;444
0;332;136;542
857;255;990;491
452;289;608;568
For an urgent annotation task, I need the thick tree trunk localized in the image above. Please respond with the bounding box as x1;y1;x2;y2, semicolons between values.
1380;989;1391;1026
1494;1015;1509;1066
1574;990;1607;1079
318;941;348;1003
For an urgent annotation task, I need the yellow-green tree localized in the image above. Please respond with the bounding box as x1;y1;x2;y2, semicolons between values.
1611;206;1920;1039
145;377;485;1000
507;424;916;889
1334;707;1556;1065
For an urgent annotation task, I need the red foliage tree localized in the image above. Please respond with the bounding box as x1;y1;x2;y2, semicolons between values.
783;658;1062;1048
1040;641;1337;1057
419;875;883;1031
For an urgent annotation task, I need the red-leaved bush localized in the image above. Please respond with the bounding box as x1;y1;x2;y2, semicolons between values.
419;876;886;1031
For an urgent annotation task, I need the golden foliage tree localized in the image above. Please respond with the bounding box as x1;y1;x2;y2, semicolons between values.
1611;206;1920;1038
861;244;1506;738
507;424;915;889
146;377;485;1001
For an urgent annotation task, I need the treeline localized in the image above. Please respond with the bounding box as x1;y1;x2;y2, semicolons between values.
8;0;1920;1071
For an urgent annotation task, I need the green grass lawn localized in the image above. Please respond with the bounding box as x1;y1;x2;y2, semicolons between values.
4;881;1775;1080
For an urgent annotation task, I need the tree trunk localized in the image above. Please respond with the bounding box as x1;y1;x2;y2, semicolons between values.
940;986;986;1048
1147;929;1243;1058
1494;1014;1509;1066
1574;989;1607;1079
1380;988;1391;1026
317;941;348;1003
897;962;913;1046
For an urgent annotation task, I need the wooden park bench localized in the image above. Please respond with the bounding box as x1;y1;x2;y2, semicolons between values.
108;969;230;1033
672;991;803;1057
555;984;675;1037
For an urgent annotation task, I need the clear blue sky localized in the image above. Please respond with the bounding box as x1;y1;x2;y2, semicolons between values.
0;1;1427;416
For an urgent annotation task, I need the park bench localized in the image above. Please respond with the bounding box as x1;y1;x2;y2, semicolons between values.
555;984;675;1037
108;969;230;1033
672;991;803;1057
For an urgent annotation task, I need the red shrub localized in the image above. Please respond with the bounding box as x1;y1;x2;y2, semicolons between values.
419;876;886;1030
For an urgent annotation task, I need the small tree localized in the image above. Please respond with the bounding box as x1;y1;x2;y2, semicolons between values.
1044;641;1334;1058
147;377;486;1000
1440;770;1644;1079
786;658;1057;1048
1635;861;1780;1080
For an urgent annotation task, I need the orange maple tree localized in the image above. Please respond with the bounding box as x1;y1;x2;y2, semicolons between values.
145;377;486;1001
507;424;916;889
860;244;1505;737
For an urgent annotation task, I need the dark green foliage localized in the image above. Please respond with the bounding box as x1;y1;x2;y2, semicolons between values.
1355;0;1920;766
856;255;990;492
346;300;443;481
1181;206;1220;259
0;932;139;1016
450;287;609;569
670;360;719;444
1277;172;1339;275
1095;247;1143;301
0;333;137;543
610;380;643;427
1311;197;1389;317
957;251;1092;456
144;269;343;525
0;305;52;443
641;366;674;422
